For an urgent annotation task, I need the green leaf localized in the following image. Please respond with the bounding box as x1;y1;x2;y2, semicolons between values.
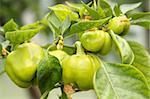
120;2;142;14
37;54;61;98
97;6;106;18
114;4;122;16
0;58;6;76
110;30;134;64
61;17;71;35
42;43;57;51
98;0;113;17
0;27;5;37
63;45;75;55
1;40;10;49
94;62;150;99
129;12;150;29
3;19;18;32
47;12;61;37
132;21;150;29
5;29;40;44
70;17;111;35
127;12;150;20
47;12;61;30
49;4;78;22
66;1;83;12
0;35;5;43
66;1;92;18
128;41;150;87
20;21;41;30
81;1;100;20
49;22;61;37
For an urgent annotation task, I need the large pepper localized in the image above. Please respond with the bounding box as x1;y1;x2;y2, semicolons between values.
5;43;44;88
80;29;112;55
62;41;101;90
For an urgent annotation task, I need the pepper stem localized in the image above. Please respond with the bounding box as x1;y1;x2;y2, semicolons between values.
57;36;64;50
75;41;85;55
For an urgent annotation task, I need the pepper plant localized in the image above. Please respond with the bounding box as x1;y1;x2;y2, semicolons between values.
0;0;150;99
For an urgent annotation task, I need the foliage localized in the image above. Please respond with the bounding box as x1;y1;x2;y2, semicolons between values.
0;0;150;99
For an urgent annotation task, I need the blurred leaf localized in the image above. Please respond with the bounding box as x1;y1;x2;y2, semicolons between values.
20;21;41;30
47;12;62;37
128;41;150;87
110;30;134;64
5;29;40;44
66;1;83;11
120;2;142;14
61;17;71;35
0;27;5;37
3;19;18;32
0;58;6;76
114;4;122;16
1;40;10;49
94;62;150;99
0;35;5;43
81;1;100;20
37;54;61;99
49;22;61;37
70;17;111;35
47;12;61;29
49;4;78;22
42;43;57;51
129;12;150;29
66;1;84;17
128;12;150;20
98;0;113;17
97;6;105;18
66;1;92;18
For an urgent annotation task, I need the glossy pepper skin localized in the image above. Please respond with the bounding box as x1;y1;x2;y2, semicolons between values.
5;43;44;88
62;41;101;90
80;29;112;55
99;32;112;55
108;16;130;36
81;30;105;52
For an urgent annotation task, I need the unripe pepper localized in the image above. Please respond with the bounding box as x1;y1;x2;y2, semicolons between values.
5;43;44;88
99;32;112;55
80;29;112;55
62;41;101;90
108;15;130;36
80;29;105;52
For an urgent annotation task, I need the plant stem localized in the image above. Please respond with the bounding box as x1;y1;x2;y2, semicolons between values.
75;41;85;55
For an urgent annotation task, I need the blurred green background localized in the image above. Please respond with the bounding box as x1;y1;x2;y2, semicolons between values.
0;0;149;99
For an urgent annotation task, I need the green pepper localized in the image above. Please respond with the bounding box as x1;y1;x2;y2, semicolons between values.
99;32;112;55
80;29;105;52
5;43;44;88
62;41;101;90
108;15;130;36
80;29;112;55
